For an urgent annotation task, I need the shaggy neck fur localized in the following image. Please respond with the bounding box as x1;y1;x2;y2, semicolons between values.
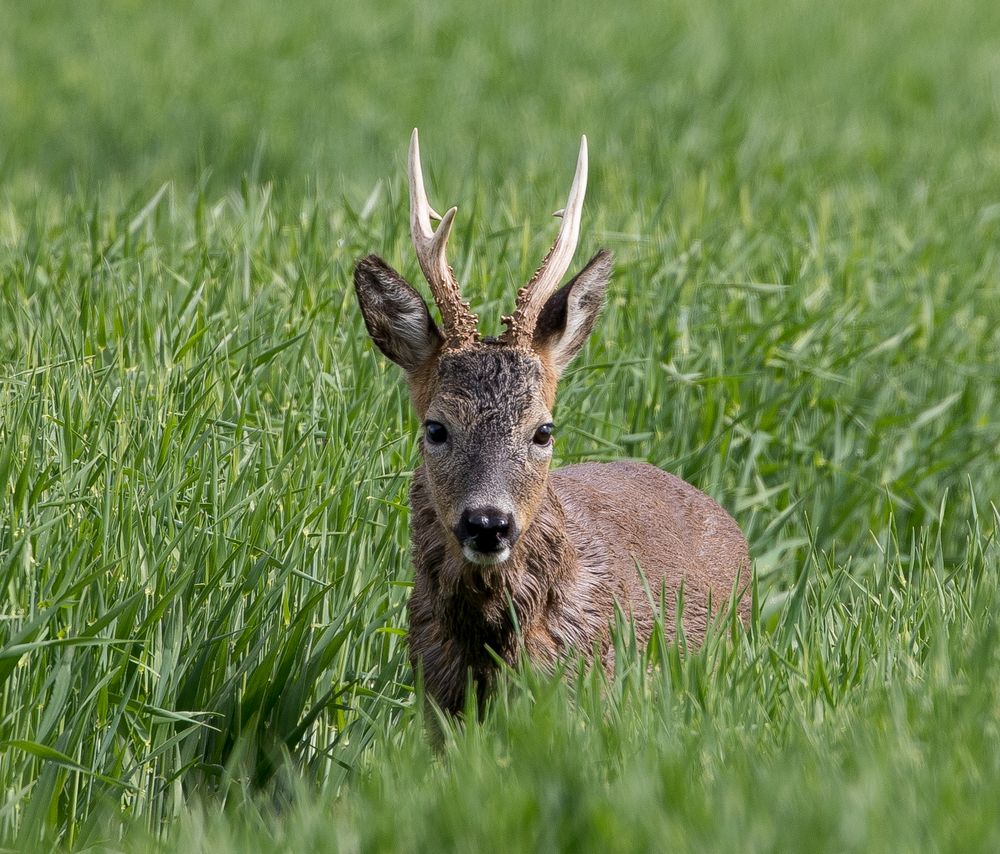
407;467;576;714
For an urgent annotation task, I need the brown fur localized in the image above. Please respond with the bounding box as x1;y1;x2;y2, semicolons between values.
353;249;750;719
408;459;750;715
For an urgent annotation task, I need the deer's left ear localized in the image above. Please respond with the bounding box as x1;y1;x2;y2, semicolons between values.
532;249;612;375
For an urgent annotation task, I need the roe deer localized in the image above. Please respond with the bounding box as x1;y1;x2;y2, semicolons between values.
353;130;750;716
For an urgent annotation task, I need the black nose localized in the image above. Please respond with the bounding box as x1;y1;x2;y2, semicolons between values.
456;507;514;553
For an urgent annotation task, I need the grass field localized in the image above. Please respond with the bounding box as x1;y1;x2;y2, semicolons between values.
2;0;999;850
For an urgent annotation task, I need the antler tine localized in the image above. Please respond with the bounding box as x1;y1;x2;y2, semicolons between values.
407;129;479;349
501;135;589;346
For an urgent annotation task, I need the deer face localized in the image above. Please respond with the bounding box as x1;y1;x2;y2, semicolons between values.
353;131;611;565
420;346;552;564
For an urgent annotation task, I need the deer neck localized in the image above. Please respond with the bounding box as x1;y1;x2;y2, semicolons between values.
410;468;576;664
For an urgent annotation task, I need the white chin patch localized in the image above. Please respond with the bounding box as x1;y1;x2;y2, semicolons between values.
462;545;511;566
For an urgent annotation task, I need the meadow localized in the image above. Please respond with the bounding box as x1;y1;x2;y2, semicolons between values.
1;0;999;850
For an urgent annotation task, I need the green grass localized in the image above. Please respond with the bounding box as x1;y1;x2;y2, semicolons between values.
1;0;999;850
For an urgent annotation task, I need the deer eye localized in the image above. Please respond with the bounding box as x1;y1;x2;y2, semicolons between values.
425;421;448;445
532;423;554;446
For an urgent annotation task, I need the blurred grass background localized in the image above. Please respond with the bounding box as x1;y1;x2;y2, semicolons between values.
1;0;999;850
4;0;999;193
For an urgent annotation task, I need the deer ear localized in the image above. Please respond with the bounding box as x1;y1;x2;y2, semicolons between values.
353;255;443;372
532;249;612;375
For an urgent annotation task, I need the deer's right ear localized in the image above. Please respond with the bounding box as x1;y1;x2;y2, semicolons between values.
353;255;443;372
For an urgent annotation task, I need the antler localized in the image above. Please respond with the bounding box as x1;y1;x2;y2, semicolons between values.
408;129;479;350
500;135;588;347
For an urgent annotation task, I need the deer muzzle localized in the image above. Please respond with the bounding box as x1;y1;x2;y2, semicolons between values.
455;506;519;565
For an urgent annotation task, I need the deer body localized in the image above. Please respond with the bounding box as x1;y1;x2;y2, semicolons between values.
354;131;749;717
409;459;749;715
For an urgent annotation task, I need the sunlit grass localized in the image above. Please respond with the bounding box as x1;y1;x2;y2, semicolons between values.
1;0;1000;850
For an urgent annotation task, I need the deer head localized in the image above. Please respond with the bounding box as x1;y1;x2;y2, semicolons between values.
354;130;612;567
